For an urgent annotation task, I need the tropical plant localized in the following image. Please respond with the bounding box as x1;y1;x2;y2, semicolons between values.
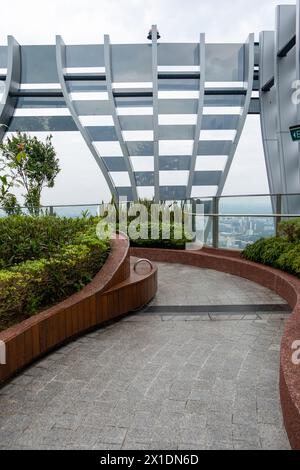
0;132;60;215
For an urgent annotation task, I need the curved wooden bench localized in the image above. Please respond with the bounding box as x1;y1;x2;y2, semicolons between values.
130;246;300;450
0;235;157;385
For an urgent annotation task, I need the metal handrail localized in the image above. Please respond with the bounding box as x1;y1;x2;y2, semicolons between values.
1;192;300;211
133;259;154;274
187;213;300;218
1;193;300;250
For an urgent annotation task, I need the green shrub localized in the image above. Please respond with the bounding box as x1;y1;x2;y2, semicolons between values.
0;215;92;268
276;244;300;277
0;216;110;330
0;269;30;323
278;218;300;242
260;238;291;266
242;238;271;263
129;222;194;250
242;237;291;266
242;236;300;278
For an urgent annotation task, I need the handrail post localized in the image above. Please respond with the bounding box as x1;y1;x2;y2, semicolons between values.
276;194;282;236
192;198;197;233
212;196;219;249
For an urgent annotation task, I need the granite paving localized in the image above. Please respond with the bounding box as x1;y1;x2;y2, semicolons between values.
0;261;291;450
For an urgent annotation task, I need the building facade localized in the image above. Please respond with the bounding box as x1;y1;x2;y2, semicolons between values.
260;2;300;214
0;2;299;208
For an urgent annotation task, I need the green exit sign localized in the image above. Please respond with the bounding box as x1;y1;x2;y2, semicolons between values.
290;125;300;141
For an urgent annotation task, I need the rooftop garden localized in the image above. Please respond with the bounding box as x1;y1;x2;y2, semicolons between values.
0;132;112;331
0;131;195;332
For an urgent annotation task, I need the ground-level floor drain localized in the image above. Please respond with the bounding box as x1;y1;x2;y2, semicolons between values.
140;304;291;316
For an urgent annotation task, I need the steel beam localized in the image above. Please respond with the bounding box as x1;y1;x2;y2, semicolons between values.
217;34;255;197
55;35;118;201
151;25;160;202
186;33;206;199
104;35;138;202
0;36;21;142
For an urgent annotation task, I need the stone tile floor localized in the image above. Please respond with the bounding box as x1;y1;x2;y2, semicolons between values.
150;263;287;306
0;262;291;450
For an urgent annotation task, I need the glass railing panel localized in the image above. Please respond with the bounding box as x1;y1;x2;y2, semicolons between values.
186;198;213;247
51;205;100;218
281;194;300;218
219;195;273;216
1;205;101;218
218;216;276;249
203;215;213;246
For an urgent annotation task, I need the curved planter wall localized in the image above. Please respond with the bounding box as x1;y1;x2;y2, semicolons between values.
131;246;300;450
0;235;157;385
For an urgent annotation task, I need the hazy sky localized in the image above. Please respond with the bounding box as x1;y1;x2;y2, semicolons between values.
1;0;293;204
0;0;292;44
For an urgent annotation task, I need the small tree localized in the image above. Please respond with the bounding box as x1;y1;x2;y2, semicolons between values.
0;132;60;215
0;124;21;215
0;163;21;216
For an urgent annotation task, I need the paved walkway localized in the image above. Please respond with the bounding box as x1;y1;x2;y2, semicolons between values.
150;262;288;307
0;262;291;450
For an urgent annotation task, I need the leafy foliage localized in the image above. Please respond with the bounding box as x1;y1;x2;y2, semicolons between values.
0;192;21;216
276;244;300;277
114;200;195;250
278;218;300;243
0;132;60;215
0;163;21;215
242;237;291;267
0;216;110;331
129;222;194;250
242;221;300;278
0;215;93;268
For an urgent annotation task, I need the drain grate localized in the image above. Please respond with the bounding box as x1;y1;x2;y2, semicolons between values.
140;304;291;316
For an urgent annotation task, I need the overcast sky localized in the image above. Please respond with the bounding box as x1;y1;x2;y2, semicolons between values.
1;0;293;204
0;0;293;44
